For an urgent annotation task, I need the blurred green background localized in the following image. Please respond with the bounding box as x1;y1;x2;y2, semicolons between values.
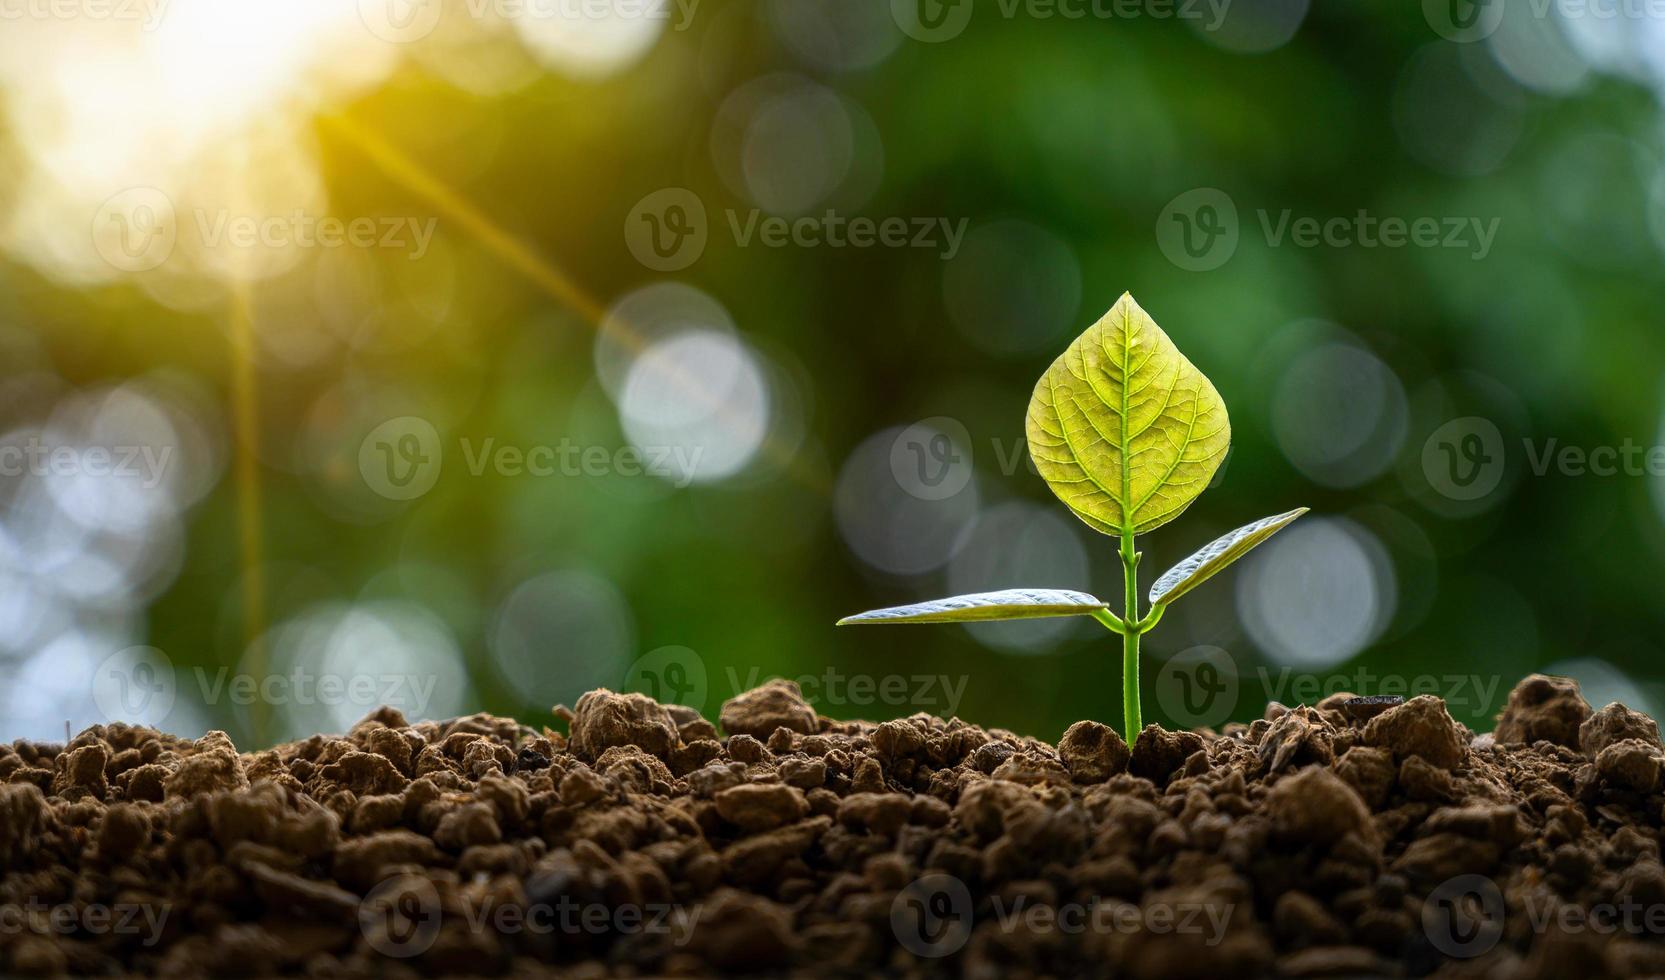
1;0;1662;746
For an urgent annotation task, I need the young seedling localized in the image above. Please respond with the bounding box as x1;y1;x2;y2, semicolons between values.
839;292;1306;736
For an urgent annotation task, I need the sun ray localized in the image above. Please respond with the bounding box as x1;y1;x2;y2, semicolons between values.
317;111;829;494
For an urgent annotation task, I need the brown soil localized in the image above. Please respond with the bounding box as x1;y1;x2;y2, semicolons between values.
3;675;1664;978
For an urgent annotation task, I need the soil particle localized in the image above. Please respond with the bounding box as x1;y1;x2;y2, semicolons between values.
5;673;1665;976
1595;739;1664;793
1128;724;1205;783
1495;674;1591;748
714;783;808;832
1057;720;1131;783
717;679;819;739
1362;694;1467;769
1266;765;1377;847
1581;701;1663;756
565;689;680;762
1333;745;1397;810
1339;694;1404;723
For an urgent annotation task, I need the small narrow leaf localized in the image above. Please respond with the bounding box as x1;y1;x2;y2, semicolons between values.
1026;293;1231;536
1148;507;1308;607
838;589;1107;625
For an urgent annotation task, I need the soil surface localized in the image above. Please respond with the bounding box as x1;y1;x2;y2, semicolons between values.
4;675;1665;977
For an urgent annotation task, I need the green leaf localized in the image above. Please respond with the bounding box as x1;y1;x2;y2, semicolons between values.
1148;507;1308;607
1026;293;1231;536
837;589;1107;625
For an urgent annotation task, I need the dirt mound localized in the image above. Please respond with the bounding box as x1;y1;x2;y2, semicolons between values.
2;674;1663;977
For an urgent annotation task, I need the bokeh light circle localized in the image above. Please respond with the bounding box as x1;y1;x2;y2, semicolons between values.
1237;517;1396;669
946;501;1090;653
836;427;980;576
1271;342;1407;489
490;569;635;707
619;330;773;485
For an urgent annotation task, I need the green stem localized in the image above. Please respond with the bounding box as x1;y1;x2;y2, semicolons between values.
1120;528;1140;737
1090;608;1126;635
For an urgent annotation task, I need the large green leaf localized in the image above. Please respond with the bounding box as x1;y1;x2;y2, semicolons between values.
1148;507;1308;607
837;589;1107;625
1026;293;1231;536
